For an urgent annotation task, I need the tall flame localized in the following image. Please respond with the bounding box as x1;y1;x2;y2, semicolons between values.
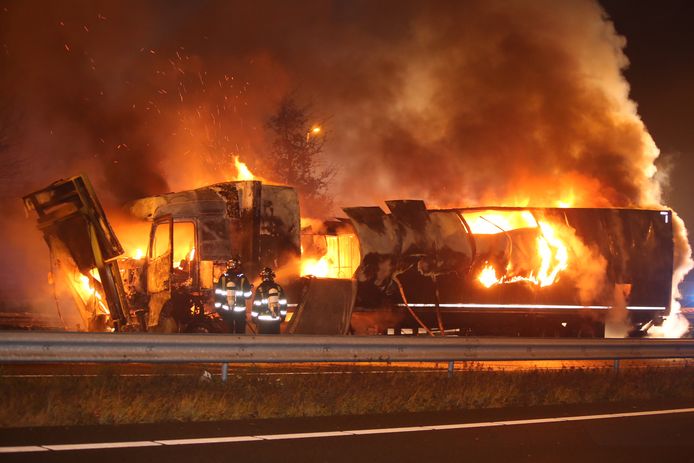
300;234;360;278
73;271;109;314
301;256;331;278
479;264;498;288
234;156;256;181
476;218;569;289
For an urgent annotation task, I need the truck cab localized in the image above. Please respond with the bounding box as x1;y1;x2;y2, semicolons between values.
124;180;302;332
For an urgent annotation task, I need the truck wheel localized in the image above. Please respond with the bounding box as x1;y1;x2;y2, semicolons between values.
185;318;225;333
155;315;179;333
185;323;212;333
88;314;111;332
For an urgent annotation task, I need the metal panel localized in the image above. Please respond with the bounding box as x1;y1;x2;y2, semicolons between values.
23;176;128;326
259;185;301;280
286;278;356;335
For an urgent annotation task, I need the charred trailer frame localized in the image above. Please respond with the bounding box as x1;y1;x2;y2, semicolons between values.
344;201;674;337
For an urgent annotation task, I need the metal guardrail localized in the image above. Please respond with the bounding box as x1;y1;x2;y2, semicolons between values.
1;331;693;364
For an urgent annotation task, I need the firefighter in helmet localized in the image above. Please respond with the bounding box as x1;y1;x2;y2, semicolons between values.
214;257;253;334
252;267;287;334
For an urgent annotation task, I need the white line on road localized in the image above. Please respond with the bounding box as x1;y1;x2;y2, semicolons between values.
43;441;162;451
0;446;49;453
154;436;262;446
1;407;693;453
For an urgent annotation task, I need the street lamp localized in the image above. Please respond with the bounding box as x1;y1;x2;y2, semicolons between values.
306;125;321;142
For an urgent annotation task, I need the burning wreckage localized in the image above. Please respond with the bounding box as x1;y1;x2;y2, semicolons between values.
23;175;674;337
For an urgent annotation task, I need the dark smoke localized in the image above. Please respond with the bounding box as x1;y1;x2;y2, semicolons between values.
0;0;689;325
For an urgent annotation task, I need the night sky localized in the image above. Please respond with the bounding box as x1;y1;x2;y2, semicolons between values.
601;0;694;295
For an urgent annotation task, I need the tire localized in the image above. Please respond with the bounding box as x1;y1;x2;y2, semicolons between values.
185;317;226;334
155;315;179;333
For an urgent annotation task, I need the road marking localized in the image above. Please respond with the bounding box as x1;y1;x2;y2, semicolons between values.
0;446;49;453
154;436;262;445
1;407;693;453
43;441;162;451
256;431;347;440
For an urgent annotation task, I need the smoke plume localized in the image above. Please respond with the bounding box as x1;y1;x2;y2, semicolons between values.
0;0;690;333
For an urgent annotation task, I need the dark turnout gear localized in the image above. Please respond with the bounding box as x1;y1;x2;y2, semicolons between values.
215;262;253;334
252;268;287;334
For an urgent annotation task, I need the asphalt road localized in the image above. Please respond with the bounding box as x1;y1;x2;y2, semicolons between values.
1;401;693;463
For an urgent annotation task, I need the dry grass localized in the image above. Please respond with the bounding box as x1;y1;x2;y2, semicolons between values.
1;365;693;428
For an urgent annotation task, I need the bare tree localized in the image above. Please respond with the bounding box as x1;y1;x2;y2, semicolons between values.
266;97;334;215
0;101;24;199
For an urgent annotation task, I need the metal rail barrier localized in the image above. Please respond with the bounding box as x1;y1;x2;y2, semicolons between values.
1;331;693;364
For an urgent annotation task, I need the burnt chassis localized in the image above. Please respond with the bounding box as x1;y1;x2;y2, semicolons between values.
344;202;674;337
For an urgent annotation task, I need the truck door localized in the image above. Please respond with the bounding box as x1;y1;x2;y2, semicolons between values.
146;216;173;327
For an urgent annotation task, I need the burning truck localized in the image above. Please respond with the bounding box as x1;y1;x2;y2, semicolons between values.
23;175;673;337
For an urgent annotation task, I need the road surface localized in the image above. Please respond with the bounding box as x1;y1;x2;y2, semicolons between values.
1;401;692;462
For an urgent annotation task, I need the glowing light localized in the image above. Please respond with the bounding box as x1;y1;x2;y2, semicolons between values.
306;125;322;142
133;248;144;260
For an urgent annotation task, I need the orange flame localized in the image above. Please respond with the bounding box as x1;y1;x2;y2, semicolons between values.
234;156;256;181
73;271;109;314
475;216;569;289
301;256;331;277
478;264;498;288
465;210;537;234
300;234;360;278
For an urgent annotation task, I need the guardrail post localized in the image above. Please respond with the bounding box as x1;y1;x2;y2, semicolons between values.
221;363;229;382
613;359;620;373
448;360;455;378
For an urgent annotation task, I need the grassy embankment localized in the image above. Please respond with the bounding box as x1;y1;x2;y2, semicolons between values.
1;365;693;427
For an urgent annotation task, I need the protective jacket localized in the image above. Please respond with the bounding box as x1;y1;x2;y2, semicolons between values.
252;281;287;322
215;270;252;314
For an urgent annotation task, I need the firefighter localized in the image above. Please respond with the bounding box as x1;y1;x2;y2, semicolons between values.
214;257;253;334
252;267;287;334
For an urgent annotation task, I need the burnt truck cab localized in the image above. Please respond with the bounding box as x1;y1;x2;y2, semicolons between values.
125;181;301;332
